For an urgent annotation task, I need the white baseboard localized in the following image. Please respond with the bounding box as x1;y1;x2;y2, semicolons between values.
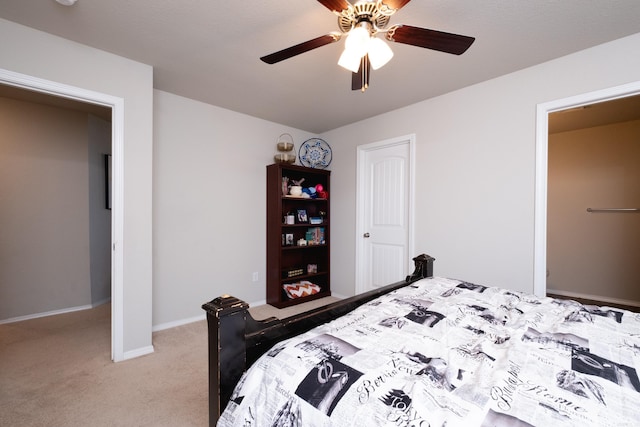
152;299;267;332
0;303;94;325
547;288;640;308
0;299;112;325
152;313;206;332
92;297;112;308
122;345;154;360
151;294;343;333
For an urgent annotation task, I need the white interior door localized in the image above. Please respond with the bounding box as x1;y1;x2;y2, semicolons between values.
356;135;414;294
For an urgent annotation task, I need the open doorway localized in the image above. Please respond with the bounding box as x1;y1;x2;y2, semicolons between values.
546;95;640;309
534;82;640;308
0;84;112;313
0;69;125;361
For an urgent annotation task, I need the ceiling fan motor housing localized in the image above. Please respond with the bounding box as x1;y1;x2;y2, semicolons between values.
338;1;392;34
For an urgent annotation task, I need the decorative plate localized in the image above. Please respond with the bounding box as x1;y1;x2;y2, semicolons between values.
299;138;332;169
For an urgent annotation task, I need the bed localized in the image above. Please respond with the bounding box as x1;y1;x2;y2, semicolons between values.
203;255;640;426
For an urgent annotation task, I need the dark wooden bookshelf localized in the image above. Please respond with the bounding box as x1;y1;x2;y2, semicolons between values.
266;163;330;308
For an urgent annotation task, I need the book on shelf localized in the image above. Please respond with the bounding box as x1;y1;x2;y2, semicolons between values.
305;227;325;245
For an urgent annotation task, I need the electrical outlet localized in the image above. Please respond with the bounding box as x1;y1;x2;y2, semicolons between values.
252;272;259;282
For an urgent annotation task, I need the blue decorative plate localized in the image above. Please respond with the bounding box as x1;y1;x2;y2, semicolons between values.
299;138;332;169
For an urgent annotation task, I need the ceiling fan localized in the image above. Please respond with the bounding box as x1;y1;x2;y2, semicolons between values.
260;0;475;92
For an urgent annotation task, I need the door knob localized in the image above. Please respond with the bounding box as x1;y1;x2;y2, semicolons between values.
363;232;370;238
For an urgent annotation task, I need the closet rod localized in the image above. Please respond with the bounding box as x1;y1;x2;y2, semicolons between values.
586;208;640;213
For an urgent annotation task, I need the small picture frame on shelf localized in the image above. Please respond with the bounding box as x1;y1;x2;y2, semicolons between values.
307;264;317;274
285;233;294;246
297;209;308;223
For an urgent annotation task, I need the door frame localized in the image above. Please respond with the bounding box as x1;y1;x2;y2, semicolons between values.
534;81;640;298
0;68;125;362
355;134;416;294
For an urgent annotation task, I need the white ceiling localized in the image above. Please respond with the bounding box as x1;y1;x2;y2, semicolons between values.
1;0;639;133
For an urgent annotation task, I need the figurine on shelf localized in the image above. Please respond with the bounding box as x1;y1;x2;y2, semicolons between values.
302;186;317;198
289;177;305;197
314;183;328;199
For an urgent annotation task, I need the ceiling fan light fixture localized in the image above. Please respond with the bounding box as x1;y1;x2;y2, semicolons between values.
260;0;475;91
344;26;370;57
368;37;394;70
338;48;363;73
338;25;372;73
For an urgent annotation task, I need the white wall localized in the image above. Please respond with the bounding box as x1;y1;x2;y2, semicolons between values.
323;32;640;296
152;90;314;327
0;97;92;319
0;18;154;354
547;119;640;302
0;101;112;321
3;16;639;332
88;114;112;306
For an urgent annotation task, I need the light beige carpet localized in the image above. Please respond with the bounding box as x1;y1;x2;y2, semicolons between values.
0;304;208;427
248;296;341;320
0;297;339;426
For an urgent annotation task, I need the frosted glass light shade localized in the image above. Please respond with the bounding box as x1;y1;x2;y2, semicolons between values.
338;26;372;73
338;48;362;73
368;37;394;70
344;26;370;57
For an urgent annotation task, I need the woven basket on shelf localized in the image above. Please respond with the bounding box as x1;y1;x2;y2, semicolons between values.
274;133;296;164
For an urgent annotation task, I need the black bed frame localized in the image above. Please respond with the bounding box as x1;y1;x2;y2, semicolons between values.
202;254;435;426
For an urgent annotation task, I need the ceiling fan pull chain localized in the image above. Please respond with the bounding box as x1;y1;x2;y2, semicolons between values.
363;55;369;92
361;56;366;92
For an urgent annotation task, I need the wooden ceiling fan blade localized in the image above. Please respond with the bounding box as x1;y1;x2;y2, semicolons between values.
351;55;371;92
387;25;475;55
260;34;341;64
381;0;412;11
317;0;351;13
